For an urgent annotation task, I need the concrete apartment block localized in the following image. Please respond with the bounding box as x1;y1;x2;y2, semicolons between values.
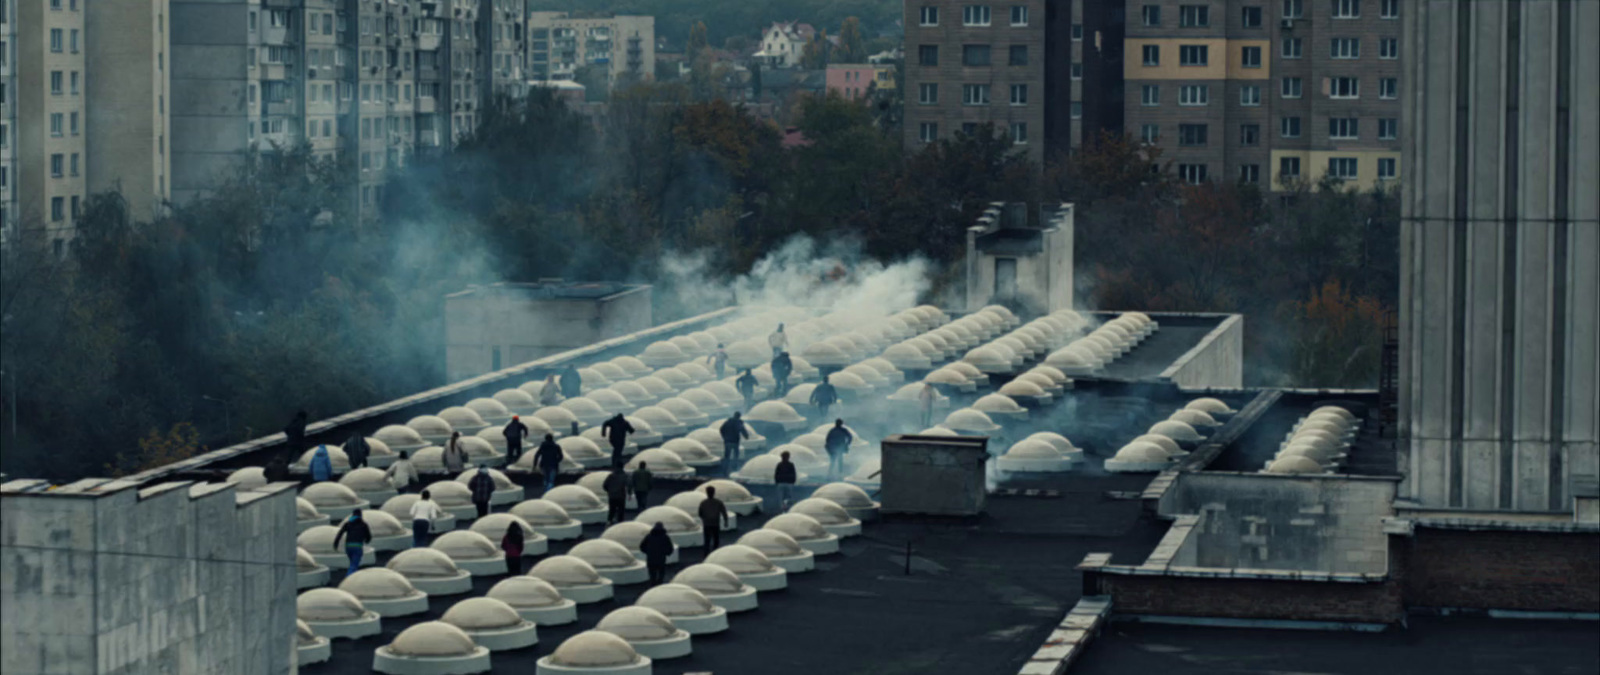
1397;0;1600;512
1;478;299;674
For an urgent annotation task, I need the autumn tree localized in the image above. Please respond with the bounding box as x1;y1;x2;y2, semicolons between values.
801;29;830;69
686;21;709;61
838;17;866;63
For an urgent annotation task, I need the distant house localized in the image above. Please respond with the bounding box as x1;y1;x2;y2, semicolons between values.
754;21;816;68
826;64;895;100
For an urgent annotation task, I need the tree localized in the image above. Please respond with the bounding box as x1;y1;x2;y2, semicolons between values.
686;21;709;61
801;29;830;69
838;17;866;63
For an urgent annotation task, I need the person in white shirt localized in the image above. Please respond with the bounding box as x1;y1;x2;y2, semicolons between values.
768;323;788;357
386;450;419;493
409;489;445;547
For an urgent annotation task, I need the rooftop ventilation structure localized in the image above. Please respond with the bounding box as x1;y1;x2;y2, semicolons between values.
298;525;375;570
1104;442;1175;473
418;481;478;520
454;467;523;505
339;568;431;617
790;498;863;537
529;555;616;604
569;539;651;585
291;445;350;476
671;564;759;613
634;584;729;635
340;467;400;505
407;415;456;445
469;514;550;557
381;494;458;533
763;513;840;555
535;631;652;675
297;497;331;533
386;548;474;595
879;434;989;517
510;499;584;540
736;529;815;573
665;491;739;531
488;576;579;626
297;547;330;589
430;531;507;576
634;506;705;547
602;521;680;564
693;479;763;515
372;621;492;675
440;597;540;651
297;619;332;666
625;448;695;479
298;588;382;639
596;607;693;660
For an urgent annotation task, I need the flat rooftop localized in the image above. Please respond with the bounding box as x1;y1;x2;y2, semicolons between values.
445;280;648;301
1072;617;1600;675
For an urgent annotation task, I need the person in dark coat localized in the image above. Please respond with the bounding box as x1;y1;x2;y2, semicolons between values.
342;433;371;469
771;351;793;396
308;445;334;482
468;464;496;518
735;369;758;408
533;434;563;490
810;380;839;419
332;509;373;576
559;364;583;399
502;416;530;464
719;413;750;473
640;522;674;585
501;523;526;575
602;469;629;525
600;413;634;467
284;410;309;457
630;461;654;509
825;419;854;480
774;450;798;512
697;487;730;552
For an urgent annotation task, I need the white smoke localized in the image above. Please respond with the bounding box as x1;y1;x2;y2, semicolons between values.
661;235;935;320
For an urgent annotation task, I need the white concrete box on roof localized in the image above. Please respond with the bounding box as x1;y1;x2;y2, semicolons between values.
469;513;551;557
298;588;382;640
671;564;759;613
634;584;730;635
764;513;840;555
386;548;474;596
371;621;493;675
511;499;584;540
441;597;540;651
569;539;650;585
489;576;579;626
297;547;330;589
529;555;617;604
596;606;693;660
536;631;653;675
340;568;431;618
297;525;375;570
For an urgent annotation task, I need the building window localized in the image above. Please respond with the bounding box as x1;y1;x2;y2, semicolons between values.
1178;164;1208;184
1281;76;1302;98
1011;5;1029;26
920;6;938;26
1329;117;1359;139
1179;84;1209;106
51;154;64;177
1378;157;1397;179
1280;156;1302;181
1379;118;1398;140
249;10;257;31
70;112;78;135
1242;6;1263;27
1142;44;1159;66
1010;83;1028;105
963;45;992;66
1141;4;1161;26
52;198;64;221
919;83;938;104
919;45;938;66
1331;38;1360;59
51;71;63;94
1071;101;1083;119
70;154;78;176
50;28;62;52
1330;77;1360;98
1179;45;1209;66
1009;45;1027;65
1140;124;1160;144
1010;122;1027;144
1381;0;1399;19
1333;0;1360;19
50;113;63;136
70;29;78;52
1179;5;1210;27
1241;124;1260;145
1071;63;1083;79
963;84;991;105
1380;77;1398;99
70;72;78;95
1141;84;1160;106
1240;164;1260;183
1328;157;1358;179
1241;85;1261;106
1178;123;1208;146
1283;0;1303;18
1380;38;1398;59
1282;37;1302;59
1072;24;1083;40
1242;46;1261;68
1281;116;1302;137
963;5;992;26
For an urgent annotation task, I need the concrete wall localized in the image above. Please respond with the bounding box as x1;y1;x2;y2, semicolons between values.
1159;313;1244;389
1;479;298;674
444;284;653;382
879;435;989;516
1158;471;1398;574
1398;0;1600;513
964;203;1074;314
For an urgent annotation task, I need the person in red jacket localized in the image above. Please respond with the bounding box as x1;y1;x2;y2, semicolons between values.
501;523;526;575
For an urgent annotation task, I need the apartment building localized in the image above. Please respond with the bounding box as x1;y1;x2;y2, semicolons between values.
85;0;171;222
1123;0;1402;189
480;0;525;99
903;0;1123;162
526;12;653;90
2;0;16;243
13;0;87;250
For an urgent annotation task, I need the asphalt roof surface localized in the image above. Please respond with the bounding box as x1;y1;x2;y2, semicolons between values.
1072;617;1600;675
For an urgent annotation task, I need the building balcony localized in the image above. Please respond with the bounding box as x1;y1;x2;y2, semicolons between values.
418;34;442;51
416;97;437;113
260;63;289;81
265;100;298;117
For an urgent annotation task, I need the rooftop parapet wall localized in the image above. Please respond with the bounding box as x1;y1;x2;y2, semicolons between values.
1;479;299;674
1158;313;1244;390
1389;517;1600;615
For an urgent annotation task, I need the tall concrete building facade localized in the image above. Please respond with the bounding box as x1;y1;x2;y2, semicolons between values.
1123;0;1402;189
525;12;654;90
1397;0;1598;512
902;0;1123;162
14;0;87;250
85;0;171;222
2;0;16;243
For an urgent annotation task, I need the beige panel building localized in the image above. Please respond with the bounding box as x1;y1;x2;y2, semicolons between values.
2;0;16;242
14;0;87;251
86;0;171;223
1124;0;1402;189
